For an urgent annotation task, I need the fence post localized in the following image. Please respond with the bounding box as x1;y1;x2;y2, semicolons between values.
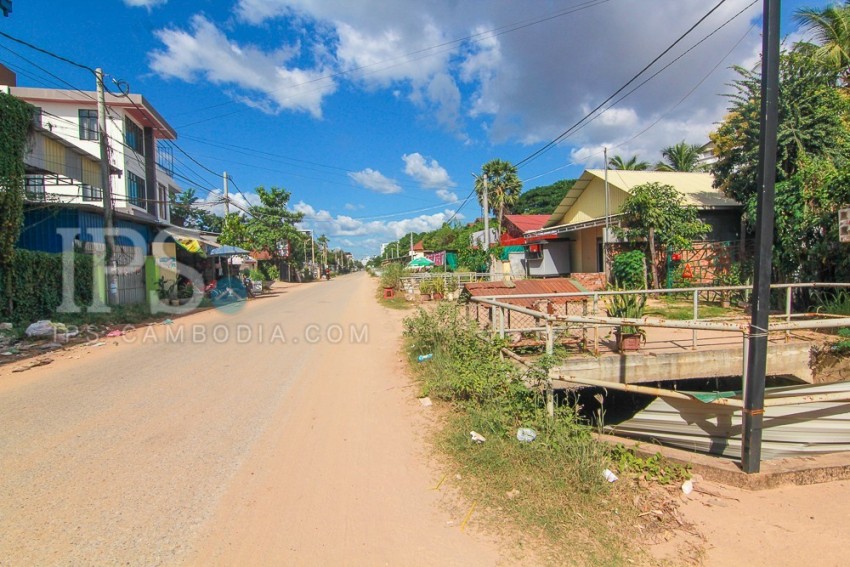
785;287;792;342
692;289;699;350
545;319;554;355
593;293;599;354
499;306;505;339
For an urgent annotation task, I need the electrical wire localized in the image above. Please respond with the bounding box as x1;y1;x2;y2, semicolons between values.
514;0;730;169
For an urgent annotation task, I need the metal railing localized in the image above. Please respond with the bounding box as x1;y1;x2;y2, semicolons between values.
466;282;850;355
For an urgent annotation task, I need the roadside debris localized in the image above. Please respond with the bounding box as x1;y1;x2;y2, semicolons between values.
603;469;619;483
12;358;53;373
681;480;694;495
417;353;433;362
161;319;173;325
25;320;65;338
516;427;537;443
105;329;124;338
418;397;433;407
470;431;486;443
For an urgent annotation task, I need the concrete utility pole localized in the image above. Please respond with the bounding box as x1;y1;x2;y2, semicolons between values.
223;171;230;216
742;0;781;474
604;147;610;279
483;174;490;250
96;68;119;305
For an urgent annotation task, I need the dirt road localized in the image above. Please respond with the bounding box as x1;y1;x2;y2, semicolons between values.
0;273;500;566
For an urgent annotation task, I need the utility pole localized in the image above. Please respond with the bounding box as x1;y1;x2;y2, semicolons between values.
603;147;610;279
483;174;490;250
742;0;781;474
223;171;230;216
96;68;119;305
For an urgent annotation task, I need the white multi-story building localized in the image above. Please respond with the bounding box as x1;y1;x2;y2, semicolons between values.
1;80;180;224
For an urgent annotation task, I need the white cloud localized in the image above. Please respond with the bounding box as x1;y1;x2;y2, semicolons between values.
344;203;363;211
347;168;402;194
124;0;166;7
149;15;336;117
167;1;768;158
436;189;458;203
402;152;455;189
197;188;261;217
294;200;462;244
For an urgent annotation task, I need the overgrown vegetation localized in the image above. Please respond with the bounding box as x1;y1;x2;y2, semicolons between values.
611;250;647;289
403;303;681;563
0;92;35;317
515;179;576;214
0;249;94;327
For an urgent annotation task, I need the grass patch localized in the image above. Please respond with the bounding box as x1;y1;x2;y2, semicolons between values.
374;286;413;310
645;296;741;320
403;303;684;565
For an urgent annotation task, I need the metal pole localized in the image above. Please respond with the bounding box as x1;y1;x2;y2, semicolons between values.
692;289;698;350
96;68;119;306
785;287;792;342
742;0;780;474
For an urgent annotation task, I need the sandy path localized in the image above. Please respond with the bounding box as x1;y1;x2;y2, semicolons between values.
0;273;500;566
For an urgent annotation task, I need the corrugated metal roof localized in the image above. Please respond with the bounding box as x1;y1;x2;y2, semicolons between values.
464;278;586;307
504;214;550;233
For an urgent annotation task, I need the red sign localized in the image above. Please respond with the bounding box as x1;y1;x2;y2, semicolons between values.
682;263;694;279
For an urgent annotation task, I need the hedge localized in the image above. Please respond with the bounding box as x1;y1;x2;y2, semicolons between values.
0;249;94;326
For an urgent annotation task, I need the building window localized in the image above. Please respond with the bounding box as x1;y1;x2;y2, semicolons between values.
125;117;144;155
156;140;173;176
158;183;168;219
79;109;98;140
127;172;145;208
25;175;45;200
82;184;103;202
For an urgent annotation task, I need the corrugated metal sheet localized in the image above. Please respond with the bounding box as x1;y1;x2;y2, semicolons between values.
606;382;850;460
465;278;586;308
504;214;550;233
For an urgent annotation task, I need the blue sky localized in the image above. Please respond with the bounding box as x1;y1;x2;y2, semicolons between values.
0;0;829;257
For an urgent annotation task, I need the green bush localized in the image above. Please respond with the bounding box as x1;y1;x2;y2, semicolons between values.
0;249;94;326
611;250;646;289
380;263;404;289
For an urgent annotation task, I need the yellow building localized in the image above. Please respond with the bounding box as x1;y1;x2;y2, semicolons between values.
527;170;742;274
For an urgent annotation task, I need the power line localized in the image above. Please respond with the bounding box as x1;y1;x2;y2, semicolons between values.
0;30;96;73
514;0;730;169
172;0;613;127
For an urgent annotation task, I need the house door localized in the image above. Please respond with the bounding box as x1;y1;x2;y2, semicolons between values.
596;237;604;273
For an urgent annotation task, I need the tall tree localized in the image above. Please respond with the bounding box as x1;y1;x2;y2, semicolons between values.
614;182;710;289
710;46;850;210
608;154;650;170
655;142;705;172
244;186;304;260
474;159;522;230
794;1;850;84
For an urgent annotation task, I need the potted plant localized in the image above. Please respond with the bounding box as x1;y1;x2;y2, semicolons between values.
605;291;647;352
419;279;433;301
714;264;742;308
445;277;459;301
430;277;445;300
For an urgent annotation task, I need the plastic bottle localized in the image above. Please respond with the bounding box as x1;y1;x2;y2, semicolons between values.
417;353;433;362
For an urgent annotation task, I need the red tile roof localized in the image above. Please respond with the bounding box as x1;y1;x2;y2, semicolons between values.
412;239;425;251
504;214;550;233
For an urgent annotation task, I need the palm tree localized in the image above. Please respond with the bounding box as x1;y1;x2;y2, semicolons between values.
655;141;705;172
317;234;329;266
474;159;522;230
794;1;850;83
608;154;650;170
